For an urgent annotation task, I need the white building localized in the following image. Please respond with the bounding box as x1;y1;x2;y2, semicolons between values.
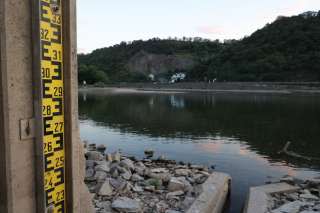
170;73;186;83
148;74;155;81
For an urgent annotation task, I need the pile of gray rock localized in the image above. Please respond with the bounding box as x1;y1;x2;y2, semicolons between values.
84;143;213;213
268;176;320;213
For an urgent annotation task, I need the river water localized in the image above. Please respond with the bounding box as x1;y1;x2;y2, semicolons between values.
79;89;320;213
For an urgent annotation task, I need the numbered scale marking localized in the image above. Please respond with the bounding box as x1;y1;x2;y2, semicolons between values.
40;0;66;212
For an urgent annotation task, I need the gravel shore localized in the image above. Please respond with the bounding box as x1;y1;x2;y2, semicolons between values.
83;143;215;213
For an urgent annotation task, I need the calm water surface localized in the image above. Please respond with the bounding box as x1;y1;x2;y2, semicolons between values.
79;89;320;213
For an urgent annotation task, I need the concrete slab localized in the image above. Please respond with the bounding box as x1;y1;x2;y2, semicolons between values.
187;172;231;213
243;183;300;213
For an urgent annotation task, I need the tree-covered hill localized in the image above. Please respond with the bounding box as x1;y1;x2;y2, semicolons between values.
209;11;320;81
78;11;320;84
78;38;223;83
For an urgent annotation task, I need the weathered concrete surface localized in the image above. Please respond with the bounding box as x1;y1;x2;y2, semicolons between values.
187;172;231;213
0;2;8;212
0;0;36;212
243;183;300;213
0;0;94;212
63;0;94;212
0;1;8;210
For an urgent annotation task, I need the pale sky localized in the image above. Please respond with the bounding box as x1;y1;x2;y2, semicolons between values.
77;0;320;53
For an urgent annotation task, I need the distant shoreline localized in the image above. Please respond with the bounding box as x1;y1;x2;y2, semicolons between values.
79;82;320;95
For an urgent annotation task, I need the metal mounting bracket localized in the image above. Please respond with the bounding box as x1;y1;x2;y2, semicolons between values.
19;118;36;140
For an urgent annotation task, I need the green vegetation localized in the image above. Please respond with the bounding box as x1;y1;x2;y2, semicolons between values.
78;11;320;84
78;38;222;83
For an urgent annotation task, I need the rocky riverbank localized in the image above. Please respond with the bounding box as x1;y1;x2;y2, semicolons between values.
267;176;320;213
83;143;215;213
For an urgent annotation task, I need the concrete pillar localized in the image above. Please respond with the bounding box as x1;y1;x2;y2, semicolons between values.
0;0;93;212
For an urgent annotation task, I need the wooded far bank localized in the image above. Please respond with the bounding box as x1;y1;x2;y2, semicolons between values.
78;11;320;84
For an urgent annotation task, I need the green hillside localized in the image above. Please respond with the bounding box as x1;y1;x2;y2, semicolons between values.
78;11;320;84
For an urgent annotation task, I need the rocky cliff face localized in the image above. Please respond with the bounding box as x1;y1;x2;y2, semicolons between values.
127;51;195;76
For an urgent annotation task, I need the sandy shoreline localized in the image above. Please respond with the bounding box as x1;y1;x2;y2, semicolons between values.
79;86;320;95
79;87;187;94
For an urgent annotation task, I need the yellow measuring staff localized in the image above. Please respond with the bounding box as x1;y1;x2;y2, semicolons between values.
40;0;66;212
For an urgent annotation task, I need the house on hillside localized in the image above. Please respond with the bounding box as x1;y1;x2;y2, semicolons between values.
148;74;155;81
170;73;186;83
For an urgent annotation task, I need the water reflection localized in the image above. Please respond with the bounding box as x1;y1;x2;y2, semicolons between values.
170;95;186;108
79;91;320;167
79;90;320;213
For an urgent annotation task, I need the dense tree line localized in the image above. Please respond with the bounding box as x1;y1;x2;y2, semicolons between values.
78;11;320;84
78;37;223;84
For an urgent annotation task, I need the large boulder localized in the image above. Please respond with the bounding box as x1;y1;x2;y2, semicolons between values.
111;197;142;212
271;201;304;213
110;178;127;191
96;201;112;211
121;169;132;180
168;177;185;192
98;179;113;196
86;160;96;169
85;168;95;181
131;174;144;182
94;171;107;183
193;173;207;184
95;161;110;173
166;190;184;200
97;144;107;154
175;169;191;176
120;158;135;171
86;151;104;161
307;178;320;187
168;177;192;192
165;211;182;213
134;163;146;176
145;169;171;182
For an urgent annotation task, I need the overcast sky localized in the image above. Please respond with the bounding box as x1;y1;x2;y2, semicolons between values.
77;0;320;53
